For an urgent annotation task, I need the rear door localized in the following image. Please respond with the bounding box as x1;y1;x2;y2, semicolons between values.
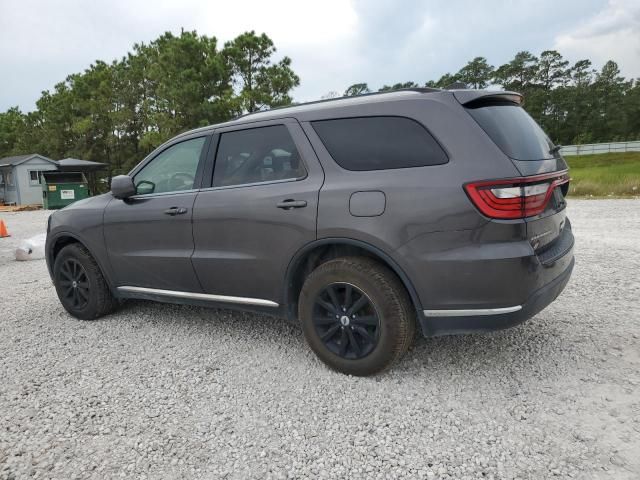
104;134;210;292
191;119;324;306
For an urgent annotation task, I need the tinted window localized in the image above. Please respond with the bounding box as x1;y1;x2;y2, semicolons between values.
311;116;447;171
213;125;306;187
466;103;555;161
134;137;205;195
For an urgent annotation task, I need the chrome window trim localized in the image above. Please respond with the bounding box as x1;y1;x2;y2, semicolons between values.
127;188;199;200
423;306;522;317
199;176;306;192
117;286;279;307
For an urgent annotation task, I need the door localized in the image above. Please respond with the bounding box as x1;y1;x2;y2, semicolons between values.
191;119;324;305
104;135;210;292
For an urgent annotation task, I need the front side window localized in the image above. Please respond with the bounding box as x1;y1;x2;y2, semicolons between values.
311;116;448;171
133;137;206;195
213;125;306;187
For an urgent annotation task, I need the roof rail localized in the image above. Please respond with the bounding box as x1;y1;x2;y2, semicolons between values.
234;87;443;120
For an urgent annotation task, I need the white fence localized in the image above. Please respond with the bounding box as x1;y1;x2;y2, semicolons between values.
561;141;640;156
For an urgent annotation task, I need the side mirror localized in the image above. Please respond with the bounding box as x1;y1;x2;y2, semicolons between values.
111;175;136;199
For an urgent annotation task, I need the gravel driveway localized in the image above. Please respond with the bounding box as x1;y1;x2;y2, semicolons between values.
1;200;639;479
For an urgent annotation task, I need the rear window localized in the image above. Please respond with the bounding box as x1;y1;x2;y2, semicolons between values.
311;116;448;171
466;103;556;161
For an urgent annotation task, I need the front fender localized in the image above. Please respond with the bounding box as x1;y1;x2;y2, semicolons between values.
45;194;114;291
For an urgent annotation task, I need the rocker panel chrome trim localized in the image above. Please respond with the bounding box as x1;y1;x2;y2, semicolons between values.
117;286;279;308
423;305;522;317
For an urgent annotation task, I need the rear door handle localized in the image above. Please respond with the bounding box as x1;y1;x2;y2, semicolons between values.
164;207;188;216
276;199;307;210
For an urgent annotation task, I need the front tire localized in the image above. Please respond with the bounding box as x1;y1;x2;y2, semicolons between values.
53;243;117;320
299;257;416;376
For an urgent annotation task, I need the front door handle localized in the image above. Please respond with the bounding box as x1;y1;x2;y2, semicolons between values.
164;207;188;216
276;199;307;210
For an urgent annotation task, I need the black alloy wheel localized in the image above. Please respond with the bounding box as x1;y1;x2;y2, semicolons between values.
53;243;118;320
312;282;381;360
57;258;90;310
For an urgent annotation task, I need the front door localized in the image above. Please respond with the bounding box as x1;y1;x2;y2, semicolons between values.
104;135;210;292
191;120;324;305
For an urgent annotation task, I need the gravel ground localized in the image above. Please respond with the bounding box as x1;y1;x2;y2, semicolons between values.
0;199;639;480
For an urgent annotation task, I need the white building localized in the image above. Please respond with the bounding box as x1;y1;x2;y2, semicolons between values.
0;154;106;205
0;154;59;205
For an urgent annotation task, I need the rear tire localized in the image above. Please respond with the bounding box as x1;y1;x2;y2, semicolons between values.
299;256;416;376
53;243;118;320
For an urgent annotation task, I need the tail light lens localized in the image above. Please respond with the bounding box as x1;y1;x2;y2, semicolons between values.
464;170;569;219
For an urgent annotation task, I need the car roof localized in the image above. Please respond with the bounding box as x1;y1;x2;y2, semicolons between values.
175;88;522;139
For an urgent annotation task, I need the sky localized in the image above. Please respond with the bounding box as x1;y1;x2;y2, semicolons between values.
0;0;639;112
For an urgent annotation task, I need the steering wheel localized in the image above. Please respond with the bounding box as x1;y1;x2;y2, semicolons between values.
169;172;195;191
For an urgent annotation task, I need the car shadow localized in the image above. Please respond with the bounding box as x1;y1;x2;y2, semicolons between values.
115;299;571;382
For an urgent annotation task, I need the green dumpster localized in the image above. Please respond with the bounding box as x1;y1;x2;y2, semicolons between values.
42;172;90;209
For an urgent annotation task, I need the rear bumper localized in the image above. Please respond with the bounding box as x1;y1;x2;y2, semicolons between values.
419;254;574;336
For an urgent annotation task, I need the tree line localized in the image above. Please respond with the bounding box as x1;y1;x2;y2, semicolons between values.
1;34;639;182
0;30;299;177
343;51;640;147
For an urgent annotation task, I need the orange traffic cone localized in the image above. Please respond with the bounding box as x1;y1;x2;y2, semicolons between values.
0;219;10;238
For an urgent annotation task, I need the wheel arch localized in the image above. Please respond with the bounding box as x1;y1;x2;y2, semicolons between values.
47;232;116;293
284;238;423;322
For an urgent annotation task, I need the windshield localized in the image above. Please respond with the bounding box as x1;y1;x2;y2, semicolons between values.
466;103;556;161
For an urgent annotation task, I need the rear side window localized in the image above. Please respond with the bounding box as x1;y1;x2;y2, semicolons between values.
213;125;306;187
311;116;448;171
466;103;555;161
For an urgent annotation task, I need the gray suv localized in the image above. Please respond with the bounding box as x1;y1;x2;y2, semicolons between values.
46;88;574;375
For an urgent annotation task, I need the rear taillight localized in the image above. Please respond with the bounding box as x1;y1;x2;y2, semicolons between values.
464;170;569;219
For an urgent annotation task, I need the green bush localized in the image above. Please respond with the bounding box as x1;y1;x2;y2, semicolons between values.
565;152;640;197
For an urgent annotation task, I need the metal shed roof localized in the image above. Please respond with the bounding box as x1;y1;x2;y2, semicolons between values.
0;154;57;167
57;158;107;171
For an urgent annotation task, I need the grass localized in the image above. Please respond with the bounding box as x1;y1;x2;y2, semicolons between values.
564;151;640;197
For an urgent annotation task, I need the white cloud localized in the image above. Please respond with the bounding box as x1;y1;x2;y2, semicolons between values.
1;0;637;112
0;0;360;109
196;0;360;101
554;0;640;77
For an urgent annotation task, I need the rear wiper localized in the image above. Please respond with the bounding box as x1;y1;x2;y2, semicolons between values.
549;145;562;154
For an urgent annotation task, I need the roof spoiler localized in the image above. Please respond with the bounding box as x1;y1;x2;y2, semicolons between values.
453;90;523;106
